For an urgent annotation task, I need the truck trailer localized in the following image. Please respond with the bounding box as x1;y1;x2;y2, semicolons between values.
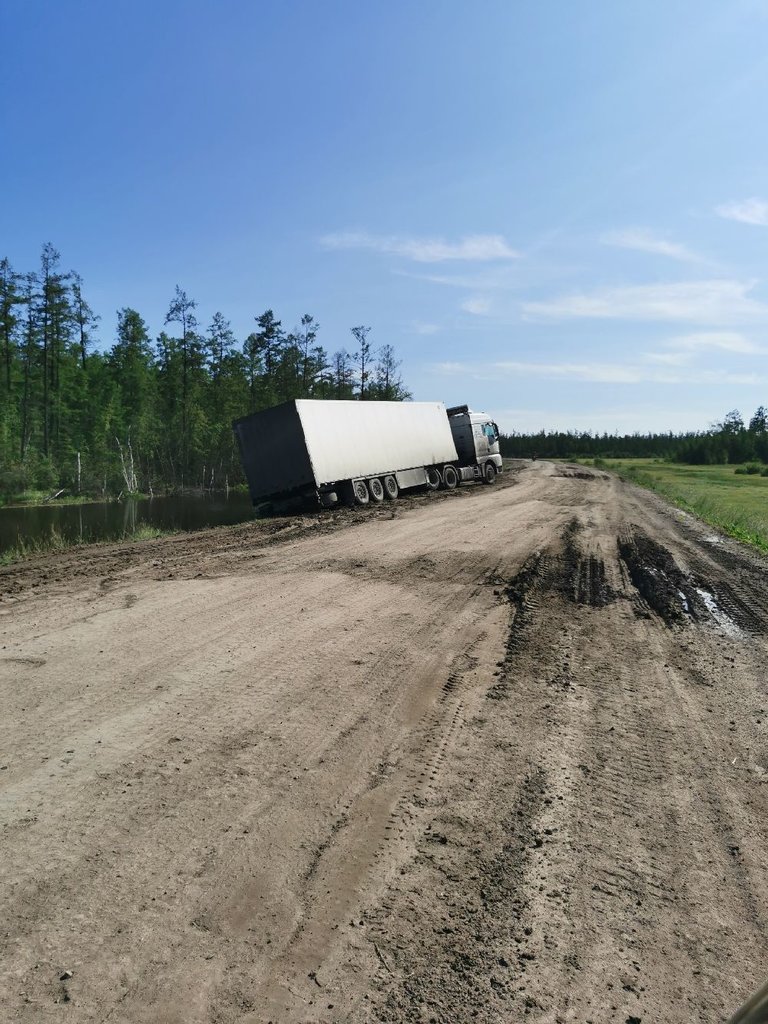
233;399;502;508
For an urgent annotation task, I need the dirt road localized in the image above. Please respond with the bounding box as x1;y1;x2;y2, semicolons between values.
1;462;767;1023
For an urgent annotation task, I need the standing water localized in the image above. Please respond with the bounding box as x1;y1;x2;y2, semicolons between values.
0;491;256;558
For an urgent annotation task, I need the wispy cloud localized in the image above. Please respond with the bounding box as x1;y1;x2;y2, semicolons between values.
460;296;491;315
522;279;768;325
435;358;767;386
395;265;521;291
645;351;693;366
410;321;440;335
715;198;768;226
644;331;765;366
319;231;519;263
491;406;716;435
601;228;702;263
664;330;763;353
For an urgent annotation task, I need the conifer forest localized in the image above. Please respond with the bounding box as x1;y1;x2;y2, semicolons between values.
0;245;411;499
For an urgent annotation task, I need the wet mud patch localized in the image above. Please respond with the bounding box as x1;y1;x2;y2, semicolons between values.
561;519;615;608
699;580;766;636
553;467;608;481
486;552;548;700
618;529;702;625
488;523;617;701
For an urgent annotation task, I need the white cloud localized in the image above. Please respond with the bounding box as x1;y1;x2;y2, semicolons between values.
411;321;440;335
664;330;763;353
491;406;718;435
601;228;702;263
435;359;768;386
319;231;519;263
522;279;768;325
644;331;766;365
460;296;491;315
715;198;768;226
396;266;521;291
645;351;694;366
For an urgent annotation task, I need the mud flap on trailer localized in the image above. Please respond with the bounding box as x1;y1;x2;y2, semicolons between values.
395;467;428;490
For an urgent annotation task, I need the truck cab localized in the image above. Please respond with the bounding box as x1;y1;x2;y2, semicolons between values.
446;405;503;482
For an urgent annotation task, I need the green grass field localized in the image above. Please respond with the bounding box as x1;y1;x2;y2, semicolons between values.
595;459;768;553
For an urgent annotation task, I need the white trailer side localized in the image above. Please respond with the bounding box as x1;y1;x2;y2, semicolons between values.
233;399;459;505
297;400;457;486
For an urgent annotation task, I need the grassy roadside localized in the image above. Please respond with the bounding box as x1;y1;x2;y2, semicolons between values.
0;524;175;567
0;483;250;509
0;491;104;509
593;458;768;554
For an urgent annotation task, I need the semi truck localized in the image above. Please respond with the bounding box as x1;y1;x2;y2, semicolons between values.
233;399;502;509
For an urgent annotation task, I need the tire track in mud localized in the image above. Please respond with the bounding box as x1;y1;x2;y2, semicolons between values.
241;560;511;1020
618;527;704;625
561;518;615;608
358;529;589;1022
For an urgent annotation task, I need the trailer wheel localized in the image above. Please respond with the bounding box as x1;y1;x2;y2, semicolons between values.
383;475;399;500
442;465;459;489
425;467;441;491
483;462;497;485
354;479;370;504
368;477;385;502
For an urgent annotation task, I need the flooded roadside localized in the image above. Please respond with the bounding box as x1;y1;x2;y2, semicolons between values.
0;491;255;556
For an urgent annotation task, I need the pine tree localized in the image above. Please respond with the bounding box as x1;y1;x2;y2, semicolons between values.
350;325;373;400
0;257;22;395
331;349;355;399
18;273;39;460
70;273;99;369
205;312;236;381
372;344;410;400
164;286;202;478
246;310;284;406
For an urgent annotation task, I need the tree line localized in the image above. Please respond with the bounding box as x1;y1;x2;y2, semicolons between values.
0;244;410;498
499;407;768;465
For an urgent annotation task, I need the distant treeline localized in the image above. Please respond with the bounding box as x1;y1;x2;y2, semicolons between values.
500;408;768;465
0;244;410;498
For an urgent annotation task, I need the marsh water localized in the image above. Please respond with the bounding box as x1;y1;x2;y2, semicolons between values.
0;491;256;557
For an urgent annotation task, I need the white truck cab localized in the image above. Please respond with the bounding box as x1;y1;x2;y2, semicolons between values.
446;405;503;484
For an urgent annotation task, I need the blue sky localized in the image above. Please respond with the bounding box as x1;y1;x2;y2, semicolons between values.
3;0;768;433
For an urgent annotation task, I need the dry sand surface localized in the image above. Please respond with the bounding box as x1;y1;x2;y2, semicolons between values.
1;461;767;1023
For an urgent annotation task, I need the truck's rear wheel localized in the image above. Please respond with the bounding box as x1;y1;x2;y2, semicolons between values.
383;475;399;499
352;479;370;504
483;462;497;485
425;467;441;491
442;465;459;489
368;477;385;502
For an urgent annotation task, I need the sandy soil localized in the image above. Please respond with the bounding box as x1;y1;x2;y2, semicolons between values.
1;462;767;1023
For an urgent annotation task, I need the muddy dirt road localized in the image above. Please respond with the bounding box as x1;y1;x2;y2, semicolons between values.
1;462;767;1023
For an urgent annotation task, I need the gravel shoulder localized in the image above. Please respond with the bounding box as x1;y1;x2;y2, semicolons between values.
1;462;766;1022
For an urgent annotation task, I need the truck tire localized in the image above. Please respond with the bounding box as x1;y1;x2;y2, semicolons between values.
425;467;441;491
442;465;459;489
383;475;399;499
483;462;497;485
368;477;385;502
352;479;370;504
